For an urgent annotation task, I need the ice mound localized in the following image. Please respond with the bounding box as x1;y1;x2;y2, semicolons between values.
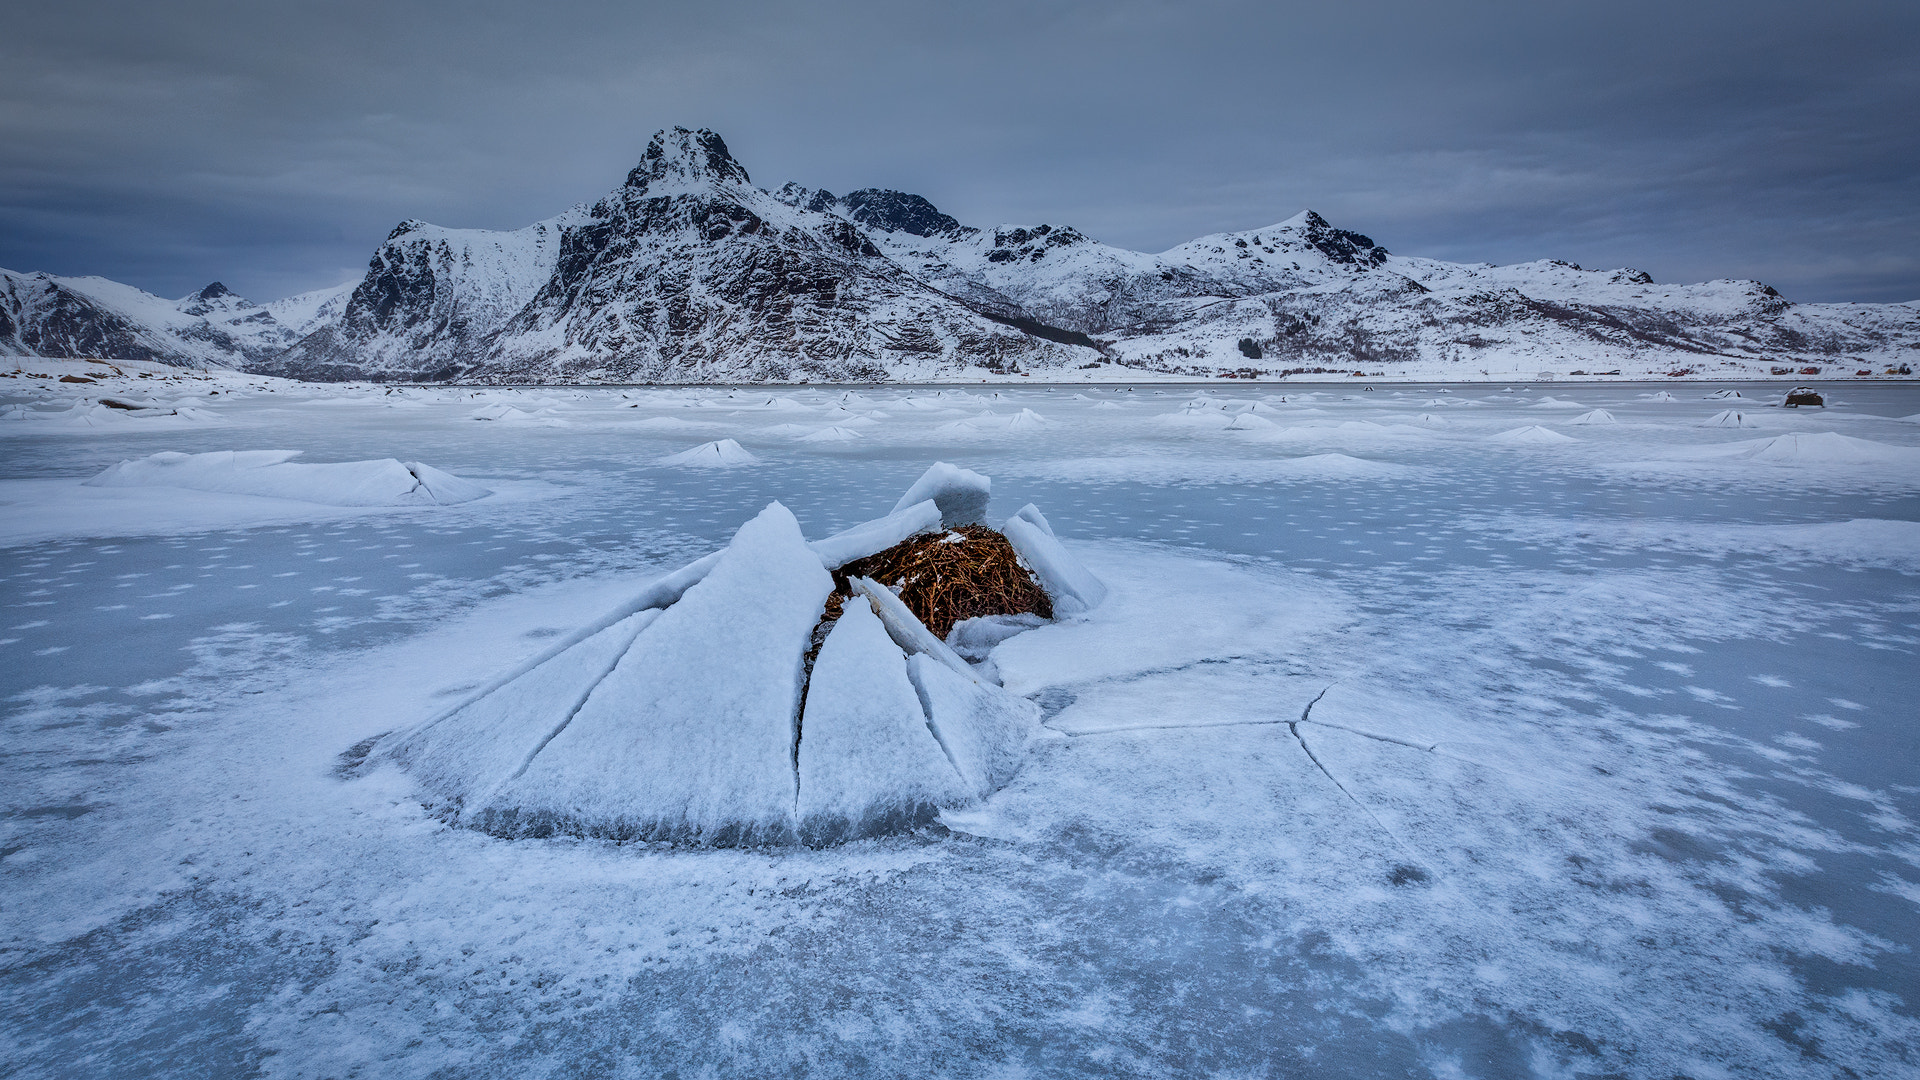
1707;389;1744;399
1224;413;1276;430
1646;391;1678;402
83;450;491;506
1570;409;1617;425
1693;432;1920;465
1699;409;1758;428
1488;425;1577;444
369;468;1110;846
799;425;863;442
661;439;759;467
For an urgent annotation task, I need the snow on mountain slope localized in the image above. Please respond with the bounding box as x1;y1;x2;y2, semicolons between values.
265;281;358;336
0;271;329;368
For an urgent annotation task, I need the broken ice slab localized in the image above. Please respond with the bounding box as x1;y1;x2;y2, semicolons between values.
797;597;968;844
907;653;1040;798
377;609;661;802
946;613;1048;662
809;499;942;570
660;438;759;466
891;461;990;527
480;502;832;843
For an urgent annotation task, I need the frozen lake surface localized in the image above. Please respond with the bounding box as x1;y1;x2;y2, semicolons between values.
4;377;1918;1078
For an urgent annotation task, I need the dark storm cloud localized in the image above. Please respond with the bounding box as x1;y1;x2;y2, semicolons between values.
2;0;1915;302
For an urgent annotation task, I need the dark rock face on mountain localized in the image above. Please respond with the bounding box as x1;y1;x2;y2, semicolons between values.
839;190;968;238
8;125;1917;379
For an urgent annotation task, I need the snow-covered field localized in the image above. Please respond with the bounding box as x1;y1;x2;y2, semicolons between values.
4;367;1918;1078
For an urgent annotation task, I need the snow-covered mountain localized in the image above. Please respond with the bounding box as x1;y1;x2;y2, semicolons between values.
0;272;351;369
857;206;1916;376
262;129;1085;382
7;126;1916;380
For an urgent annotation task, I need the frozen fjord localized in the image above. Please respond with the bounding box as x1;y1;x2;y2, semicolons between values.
2;376;1919;1079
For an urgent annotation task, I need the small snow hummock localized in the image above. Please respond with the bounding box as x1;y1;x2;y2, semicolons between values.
1571;409;1617;425
1487;425;1577;445
368;465;1092;846
1699;409;1758;429
83;450;491;506
660;439;759;466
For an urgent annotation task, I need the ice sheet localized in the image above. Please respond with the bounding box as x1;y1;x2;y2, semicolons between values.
6;377;1920;1079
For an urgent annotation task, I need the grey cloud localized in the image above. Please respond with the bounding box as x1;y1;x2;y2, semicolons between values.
2;0;1914;302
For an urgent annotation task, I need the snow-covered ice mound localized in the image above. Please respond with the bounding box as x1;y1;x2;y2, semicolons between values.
84;450;492;506
1699;409;1758;428
1690;431;1920;465
660;439;759;467
1570;409;1616;425
1488;425;1577;444
371;464;1107;845
799;425;863;442
471;404;565;425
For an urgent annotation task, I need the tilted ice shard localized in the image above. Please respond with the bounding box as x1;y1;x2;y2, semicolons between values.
482;502;831;843
1002;510;1108;615
849;574;979;681
797;597;969;843
891;461;991;527
810;500;941;570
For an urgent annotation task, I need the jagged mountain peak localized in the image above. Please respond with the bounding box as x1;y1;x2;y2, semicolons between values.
623;127;751;196
771;181;841;215
1167;210;1389;273
176;280;260;318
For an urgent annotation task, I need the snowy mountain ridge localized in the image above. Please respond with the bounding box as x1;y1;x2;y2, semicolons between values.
5;126;1916;380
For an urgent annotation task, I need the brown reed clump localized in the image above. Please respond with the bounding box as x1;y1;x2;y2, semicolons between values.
829;525;1052;641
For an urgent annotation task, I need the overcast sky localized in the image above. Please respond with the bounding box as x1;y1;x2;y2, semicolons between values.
3;0;1915;304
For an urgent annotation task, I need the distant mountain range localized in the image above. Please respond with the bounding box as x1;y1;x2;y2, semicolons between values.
5;127;1916;381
